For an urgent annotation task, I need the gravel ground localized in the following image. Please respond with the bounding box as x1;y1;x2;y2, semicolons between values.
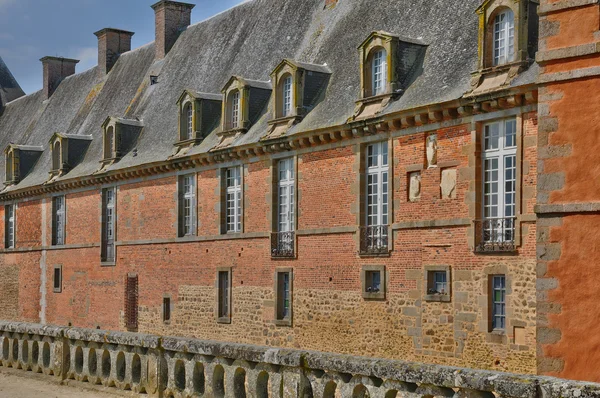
0;370;120;398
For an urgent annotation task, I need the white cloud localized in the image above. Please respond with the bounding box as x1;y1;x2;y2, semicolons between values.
73;47;97;71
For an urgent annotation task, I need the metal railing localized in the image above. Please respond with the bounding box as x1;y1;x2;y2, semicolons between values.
474;217;517;253
360;225;389;255
271;231;295;258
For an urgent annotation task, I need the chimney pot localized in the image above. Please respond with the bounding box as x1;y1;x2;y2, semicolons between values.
40;57;79;100
151;1;195;60
94;28;135;75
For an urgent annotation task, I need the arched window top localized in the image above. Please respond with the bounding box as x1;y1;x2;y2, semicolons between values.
370;47;388;97
279;74;293;118
52;141;61;171
493;8;515;66
228;90;240;129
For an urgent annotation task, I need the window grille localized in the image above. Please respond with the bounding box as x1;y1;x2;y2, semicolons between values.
163;297;171;322
218;271;230;319
125;274;138;331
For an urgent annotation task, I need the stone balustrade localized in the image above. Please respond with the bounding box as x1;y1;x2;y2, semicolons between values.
1;321;600;398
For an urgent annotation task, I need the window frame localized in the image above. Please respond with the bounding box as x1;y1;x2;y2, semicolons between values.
228;90;241;130
274;268;293;326
277;158;295;234
224;166;243;234
361;265;386;300
424;265;452;302
51;195;66;246
163;295;172;324
492;9;515;66
280;74;294;118
104;126;115;160
178;173;197;238
53;265;63;293
52;141;61;172
216;267;232;324
5;150;14;183
365;141;389;228
101;187;117;264
370;48;388;97
124;273;139;332
490;274;507;332
5;204;15;249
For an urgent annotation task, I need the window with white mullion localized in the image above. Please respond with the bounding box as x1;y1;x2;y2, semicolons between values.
231;91;240;129
182;174;195;236
371;49;387;96
278;158;295;233
282;76;293;117
482;119;517;241
186;103;194;140
365;142;389;227
5;204;15;249
226;167;242;233
493;10;515;66
53;195;66;246
102;188;116;262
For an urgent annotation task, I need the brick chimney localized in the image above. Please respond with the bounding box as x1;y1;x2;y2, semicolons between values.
151;1;195;60
40;57;79;99
94;28;135;75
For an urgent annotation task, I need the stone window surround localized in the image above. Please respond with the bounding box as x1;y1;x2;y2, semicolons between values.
270;155;298;235
361;264;386;300
162;294;172;324
271;63;300;121
424;265;451;302
4;146;17;185
478;264;517;344
274;267;293;326
215;267;232;324
219;165;245;235
358;32;397;100
176;91;201;145
355;138;395;257
51;194;67;247
177;172;198;238
53;264;62;293
100;186;117;267
469;113;524;252
221;78;250;133
476;0;532;71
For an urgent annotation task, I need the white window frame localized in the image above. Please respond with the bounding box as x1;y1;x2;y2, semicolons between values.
277;158;295;233
52;195;66;246
5;204;15;249
230;91;240;129
179;174;196;237
371;48;388;96
365;141;389;227
282;76;293;117
225;166;242;233
102;187;116;262
493;10;515;66
185;103;194;140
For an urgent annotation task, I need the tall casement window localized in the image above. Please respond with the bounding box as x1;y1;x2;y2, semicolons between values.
491;275;506;331
184;103;193;140
217;269;231;323
281;75;293;117
228;90;240;130
361;141;389;255
272;158;295;257
371;49;388;96
477;119;517;252
104;126;115;159
275;269;292;325
52;195;66;246
5;151;13;182
4;204;15;249
225;167;242;233
178;174;197;237
493;10;515;66
101;188;116;263
125;274;139;332
52;141;61;171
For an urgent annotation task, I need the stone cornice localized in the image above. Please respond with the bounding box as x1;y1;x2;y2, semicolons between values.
538;0;598;15
0;85;537;202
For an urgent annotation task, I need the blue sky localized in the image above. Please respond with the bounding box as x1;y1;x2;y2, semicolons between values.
0;0;246;94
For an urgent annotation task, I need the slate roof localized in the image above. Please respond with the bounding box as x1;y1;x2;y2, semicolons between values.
0;0;538;192
0;57;24;106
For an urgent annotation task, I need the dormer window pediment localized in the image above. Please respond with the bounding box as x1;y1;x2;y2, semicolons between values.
4;144;43;186
352;31;427;121
221;76;272;135
100;117;143;169
263;59;331;141
175;90;222;148
49;133;92;179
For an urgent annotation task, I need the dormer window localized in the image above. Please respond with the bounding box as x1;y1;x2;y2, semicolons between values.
4;144;43;186
175;90;221;150
263;60;331;141
216;76;272;150
370;48;388;96
493;9;515;66
100;117;143;169
352;32;426;121
49;133;92;179
281;75;293;117
229;90;240;129
52;141;62;172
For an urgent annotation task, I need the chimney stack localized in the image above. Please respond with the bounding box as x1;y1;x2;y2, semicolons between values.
94;28;135;76
151;1;195;60
40;57;79;99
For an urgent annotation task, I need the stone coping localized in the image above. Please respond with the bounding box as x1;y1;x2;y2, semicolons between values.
2;321;600;397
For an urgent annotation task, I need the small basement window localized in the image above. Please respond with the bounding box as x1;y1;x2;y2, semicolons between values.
425;266;451;302
53;265;62;293
361;265;385;300
163;296;171;323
